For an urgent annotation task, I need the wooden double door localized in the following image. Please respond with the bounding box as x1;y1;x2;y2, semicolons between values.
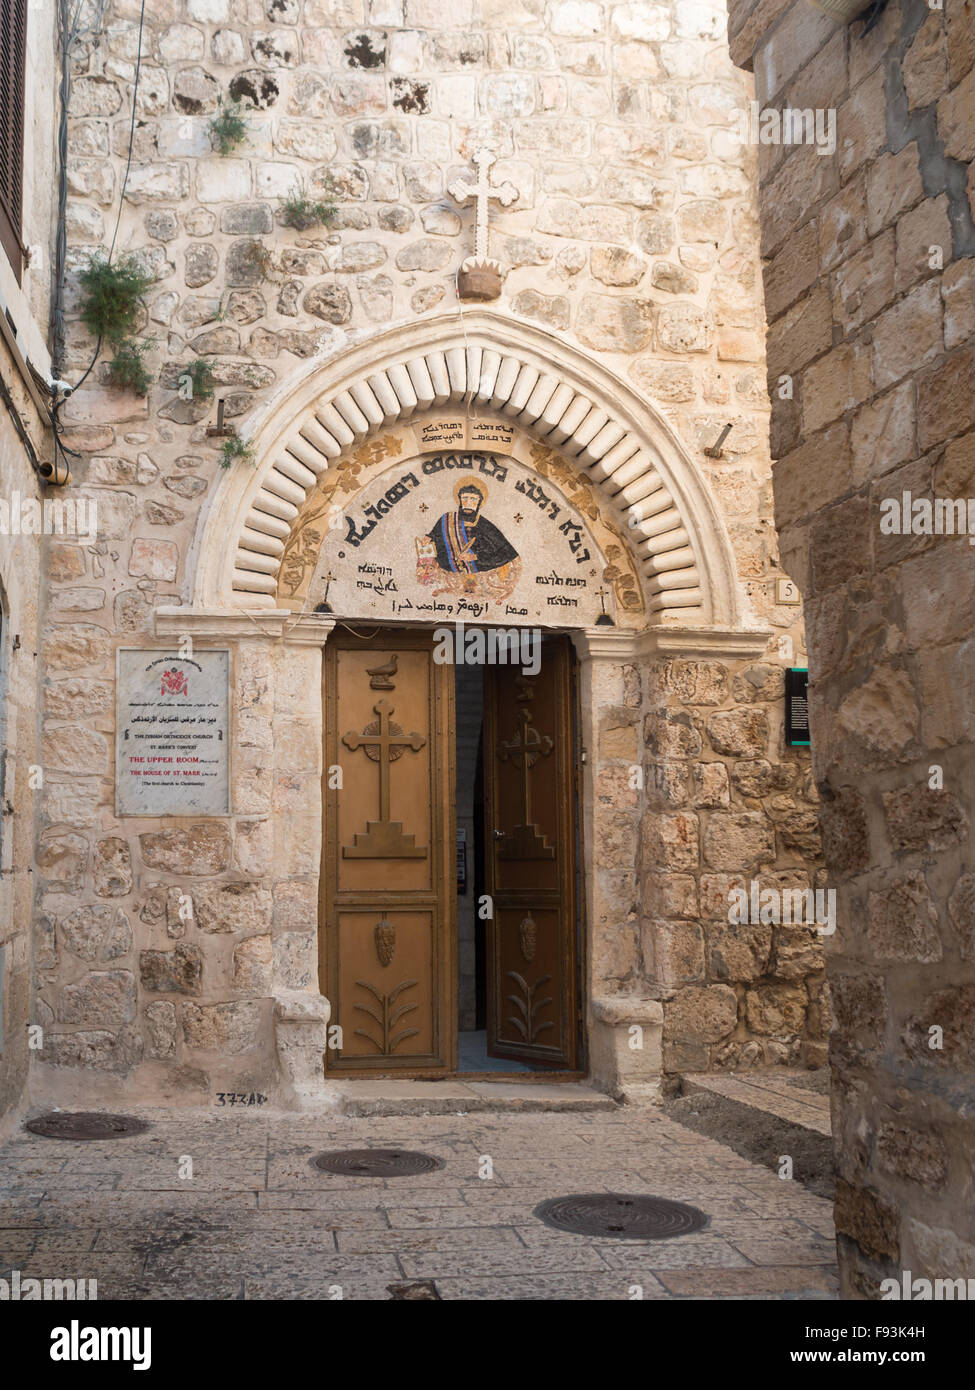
321;629;580;1075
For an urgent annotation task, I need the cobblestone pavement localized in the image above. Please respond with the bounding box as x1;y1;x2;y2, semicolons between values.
0;1106;838;1300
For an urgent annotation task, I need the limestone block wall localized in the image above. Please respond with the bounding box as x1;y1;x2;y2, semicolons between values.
726;0;975;1295
0;355;45;1132
584;646;826;1073
30;0;829;1098
0;0;57;1132
58;0;784;571
642;653;826;1073
34;635;322;1105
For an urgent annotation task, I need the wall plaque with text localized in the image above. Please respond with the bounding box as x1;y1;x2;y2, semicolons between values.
116;649;231;816
785;667;810;747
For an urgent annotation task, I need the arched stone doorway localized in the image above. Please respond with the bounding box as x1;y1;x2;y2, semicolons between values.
191;310;744;626
165;315;773;1105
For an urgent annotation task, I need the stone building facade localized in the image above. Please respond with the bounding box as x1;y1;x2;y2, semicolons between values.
0;355;46;1138
0;0;58;1137
726;0;975;1297
9;0;833;1115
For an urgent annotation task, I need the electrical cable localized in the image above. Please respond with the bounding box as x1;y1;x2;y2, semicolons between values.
0;372;43;474
48;0;142;483
51;0;110;380
108;0;146;262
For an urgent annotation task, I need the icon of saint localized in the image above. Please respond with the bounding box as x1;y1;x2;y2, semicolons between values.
416;477;521;600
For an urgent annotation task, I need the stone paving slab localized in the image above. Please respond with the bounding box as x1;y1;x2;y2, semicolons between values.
682;1071;832;1136
332;1079;615;1115
655;1266;839;1297
259;1187;472;1210
397;1246;615;1279
594;1241;753;1271
0;1105;839;1300
727;1237;838;1267
433;1272;673;1300
240;1277;402;1301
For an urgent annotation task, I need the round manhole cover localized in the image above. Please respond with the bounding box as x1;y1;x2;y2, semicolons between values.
311;1149;445;1177
25;1112;150;1141
534;1193;708;1240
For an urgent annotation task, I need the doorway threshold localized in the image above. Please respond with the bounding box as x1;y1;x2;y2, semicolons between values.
330;1078;616;1116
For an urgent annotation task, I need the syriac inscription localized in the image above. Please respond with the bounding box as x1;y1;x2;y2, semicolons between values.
307;452;609;625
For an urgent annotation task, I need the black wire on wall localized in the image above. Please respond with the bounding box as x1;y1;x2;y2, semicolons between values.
0;371;44;475
48;0;143;482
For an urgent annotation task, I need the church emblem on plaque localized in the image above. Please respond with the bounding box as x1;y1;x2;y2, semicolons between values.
160;668;189;697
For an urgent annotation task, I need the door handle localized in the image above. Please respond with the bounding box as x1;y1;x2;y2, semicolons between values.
493;829;505;839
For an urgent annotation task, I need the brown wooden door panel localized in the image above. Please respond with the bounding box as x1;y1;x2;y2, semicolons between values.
336;909;434;1060
322;631;455;1074
484;635;579;1068
333;646;435;895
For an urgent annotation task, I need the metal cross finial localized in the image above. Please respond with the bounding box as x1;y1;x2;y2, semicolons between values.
448;150;518;263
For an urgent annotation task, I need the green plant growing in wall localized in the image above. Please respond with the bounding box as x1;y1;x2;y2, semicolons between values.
179;357;215;402
105;339;152;396
209;97;248;156
77;253;156;395
280;179;337;232
77;254;154;347
219;435;255;469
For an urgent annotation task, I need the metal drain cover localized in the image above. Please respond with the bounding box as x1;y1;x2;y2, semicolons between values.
534;1193;708;1240
25;1112;150;1142
311;1148;445;1177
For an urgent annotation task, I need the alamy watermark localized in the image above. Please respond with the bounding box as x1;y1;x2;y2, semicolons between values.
880;491;975;545
881;1270;975;1300
0;492;97;539
0;1269;97;1299
728;880;836;934
728;101;836;156
50;1320;150;1370
433;622;541;676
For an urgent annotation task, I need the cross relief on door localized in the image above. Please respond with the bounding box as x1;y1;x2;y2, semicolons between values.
341;697;428;858
323;634;454;1073
497;706;556;860
322;630;578;1075
484;635;579;1069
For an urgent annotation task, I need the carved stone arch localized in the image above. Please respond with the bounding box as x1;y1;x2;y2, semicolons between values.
192;311;745;629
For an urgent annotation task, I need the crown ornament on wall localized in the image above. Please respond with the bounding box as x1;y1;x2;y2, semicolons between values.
448;149;518;301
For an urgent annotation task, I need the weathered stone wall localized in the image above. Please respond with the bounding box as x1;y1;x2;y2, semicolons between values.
35;633;323;1104
0;361;45;1133
726;0;975;1295
582;643;825;1074
641;654;826;1073
59;0;783;482
0;0;57;1133
34;0;826;1099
